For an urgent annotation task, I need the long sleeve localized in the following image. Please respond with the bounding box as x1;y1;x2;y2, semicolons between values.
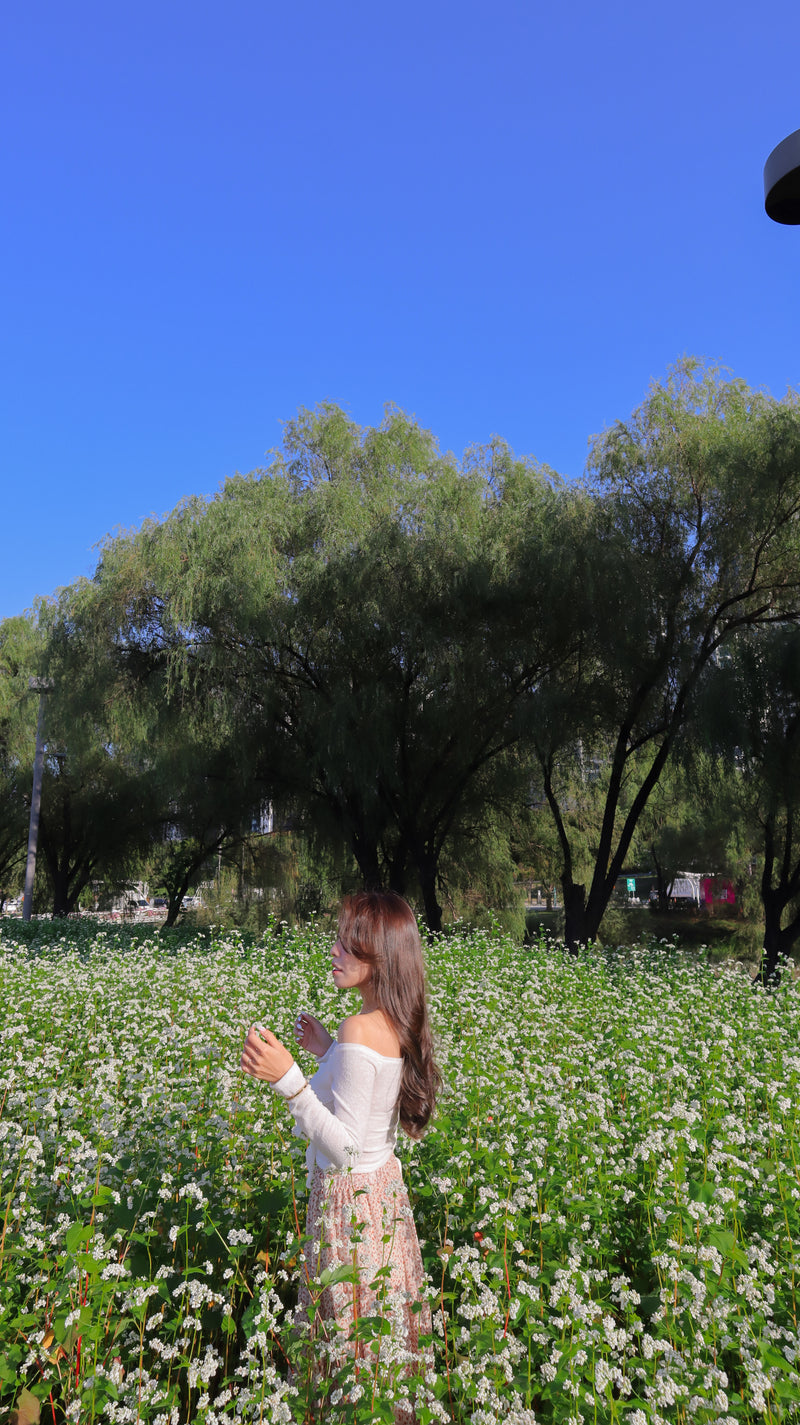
271;1045;379;1171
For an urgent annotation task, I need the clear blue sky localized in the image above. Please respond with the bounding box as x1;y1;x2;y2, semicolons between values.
2;0;799;619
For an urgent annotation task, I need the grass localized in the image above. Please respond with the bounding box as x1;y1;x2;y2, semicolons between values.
524;906;772;963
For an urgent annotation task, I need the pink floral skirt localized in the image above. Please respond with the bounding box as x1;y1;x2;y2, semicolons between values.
296;1154;431;1420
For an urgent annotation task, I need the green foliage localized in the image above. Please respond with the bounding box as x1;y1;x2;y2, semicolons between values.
437;803;527;938
0;616;42;903
533;359;800;948
91;404;580;930
695;625;800;979
6;365;800;941
187;831;350;932
2;922;800;1422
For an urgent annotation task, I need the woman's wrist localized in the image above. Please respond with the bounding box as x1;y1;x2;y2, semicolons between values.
271;1061;306;1099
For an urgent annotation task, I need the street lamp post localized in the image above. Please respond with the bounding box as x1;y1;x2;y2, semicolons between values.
22;678;54;921
764;128;800;225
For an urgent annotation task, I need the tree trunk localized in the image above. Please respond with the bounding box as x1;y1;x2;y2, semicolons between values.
650;845;670;912
416;848;443;934
387;860;408;897
387;834;410;898
160;841;226;927
564;877;618;951
562;881;589;953
351;834;383;891
39;810;81;916
757;887;800;985
164;891;184;928
758;826;787;986
759;918;784;986
51;862;75;916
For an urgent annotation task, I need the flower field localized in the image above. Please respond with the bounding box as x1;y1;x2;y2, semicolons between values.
1;921;799;1425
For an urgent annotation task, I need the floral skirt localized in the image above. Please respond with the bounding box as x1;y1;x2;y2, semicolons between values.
296;1154;431;1421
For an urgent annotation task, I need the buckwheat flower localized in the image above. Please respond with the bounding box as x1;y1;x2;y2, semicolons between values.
102;1261;130;1280
594;1358;612;1392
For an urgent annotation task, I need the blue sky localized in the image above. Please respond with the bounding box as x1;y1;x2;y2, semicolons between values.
2;0;799;619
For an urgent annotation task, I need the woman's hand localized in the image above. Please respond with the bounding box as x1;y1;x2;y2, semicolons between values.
294;1011;334;1059
240;1025;295;1083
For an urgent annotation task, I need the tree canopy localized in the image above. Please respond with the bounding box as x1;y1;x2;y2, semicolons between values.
4;363;800;954
530;360;800;948
92;404;588;929
697;626;800;981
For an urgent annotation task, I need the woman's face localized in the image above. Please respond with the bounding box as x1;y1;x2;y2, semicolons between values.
331;936;372;991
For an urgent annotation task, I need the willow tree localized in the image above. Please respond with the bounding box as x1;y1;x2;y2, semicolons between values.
41;568;263;926
95;404;584;930
140;728;260;927
0;616;40;905
531;361;800;951
16;593;163;916
697;626;800;983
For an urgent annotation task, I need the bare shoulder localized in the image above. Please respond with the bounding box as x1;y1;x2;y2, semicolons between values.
338;1012;401;1058
337;1014;368;1045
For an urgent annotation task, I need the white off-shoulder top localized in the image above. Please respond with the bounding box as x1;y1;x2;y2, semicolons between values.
272;1042;403;1182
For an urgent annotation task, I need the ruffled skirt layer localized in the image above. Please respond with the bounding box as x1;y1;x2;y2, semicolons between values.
296;1153;431;1422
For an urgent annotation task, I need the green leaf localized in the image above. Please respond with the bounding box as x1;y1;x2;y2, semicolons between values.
65;1222;94;1253
0;1353;20;1386
318;1262;359;1288
708;1229;748;1268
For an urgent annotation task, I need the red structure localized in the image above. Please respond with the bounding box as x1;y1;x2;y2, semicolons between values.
701;876;736;908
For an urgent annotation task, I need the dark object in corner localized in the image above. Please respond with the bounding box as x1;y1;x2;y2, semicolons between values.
764;128;800;225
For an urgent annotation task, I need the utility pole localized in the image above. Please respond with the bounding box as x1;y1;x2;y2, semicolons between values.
22;678;53;921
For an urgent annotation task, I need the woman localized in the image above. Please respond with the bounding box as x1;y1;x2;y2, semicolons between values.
240;891;440;1417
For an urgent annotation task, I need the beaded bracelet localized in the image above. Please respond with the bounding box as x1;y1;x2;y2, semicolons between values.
282;1080;309;1102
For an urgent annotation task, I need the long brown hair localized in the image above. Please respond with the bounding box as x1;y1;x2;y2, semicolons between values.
338;891;441;1138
